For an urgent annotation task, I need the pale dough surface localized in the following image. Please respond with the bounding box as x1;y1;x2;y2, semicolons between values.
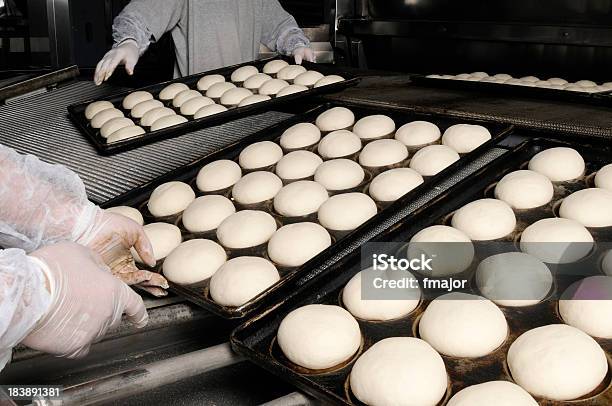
358;139;408;167
279;122;321;150
162;239;226;284
447;381;538;406
141;107;175;127
134;222;182;262
158;83;189;100
263;59;289;74
559;276;612;338
172;90;202;108
267;222;332;267
239;141;284;169
352;115;396;140
369;168;424;202
196;74;225;91
107;125;145;143
258;79;289;96
520;218;593;264
231;171;283;204
181;195;236;233
314;159;364;191
148;181;195;217
131;99;163;118
276;84;308;97
293;71;324;86
442;124;492;153
238;94;271;106
275;150;322;180
243;73;273;90
408;225;474;276
105;206;144;225
395;121;441;147
179;96;214;116
216;210;277;249
91;108;124;129
595;164;612;191
559;188;612;227
85;101;113;120
528;147;585;181
314;75;345;88
409;145;459;176
315;107;355;132
230;65;258;82
273;181;328;217
194;104;228;119
318;193;377;231
451;199;516;240
196;159;242;192
494;170;554;209
205;82;237;99
100;117;135;138
220;87;253;106
150;115;188;131
123;91;153;110
317;130;361;159
277;65;307;81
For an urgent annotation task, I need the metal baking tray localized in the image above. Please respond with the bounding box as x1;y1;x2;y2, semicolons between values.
68;57;360;155
101;100;514;319
231;137;612;405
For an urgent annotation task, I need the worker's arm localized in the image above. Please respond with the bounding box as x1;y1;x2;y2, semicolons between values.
260;0;314;63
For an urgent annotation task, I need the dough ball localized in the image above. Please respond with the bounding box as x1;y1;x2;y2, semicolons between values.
314;159;365;191
276;84;308;97
148;181;196;217
275;151;322;181
158;82;189;101
194;104;228;119
564;84;587;92
528;147;585;181
278;304;361;370
91;108;124;129
182;195;236;233
196;74;225;91
408;225;474;277
476;252;553;307
455;73;472;80
136;222;182;262
263;59;289;75
243;73;273;91
140;107;175;127
342;269;421;321
314;75;345;88
258;79;290;96
470;72;489;79
559;276;612;338
273;181;328;217
419;292;508;357
317;130;361;159
106;125;145;143
595;164;612;191
409;145;460;176
131;99;163;118
395;121;441;147
548;77;568;85
105;206;144;225
575;79;597;88
350;337;447;406
315;107;355;132
520;76;540;83
604;250;612;276
452;199;516;240
447;381;538;406
358;139;408;167
352;115;396;140
318;193;377;231
230;65;258;83
172;89;202;108
232;171;283;205
279;122;321;150
494;170;554;209
237;94;271;107
369;168;424;202
442;124;492;153
85;101;114;120
179;96;214;116
150;114;188;131
494;73;513;80
196;159;242;192
209;256;280;307
520;218;593;264
100;117;135;138
238;141;283;170
293;70;324;87
216;210;277;249
559;188;612;227
122;91;153;110
220;87;253;106
162;239;226;284
277;65;307;81
205;82;237;99
268;222;332;267
507;324;608;400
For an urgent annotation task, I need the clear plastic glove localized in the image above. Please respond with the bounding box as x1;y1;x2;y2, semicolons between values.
94;39;139;86
22;242;148;359
293;47;316;65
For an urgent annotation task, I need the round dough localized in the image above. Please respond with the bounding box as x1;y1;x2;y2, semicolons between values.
442;124;492;153
409;145;460;176
162;239;226;284
520;76;540;83
136;222;182;262
407;225;474;277
369;168;424;202
196;159;242;192
196;74;225;91
220;87;253;106
276;84;308;97
350;337;447;406
275;151;322;181
158;82;189;101
263;59;289;75
317;130;361;159
447;381;538;406
140;107;175;127
194;104;228;119
314;75;345;88
277;304;361;370
172;89;201;108
122;91;153;110
559;188;612;227
85;101;114;120
205;82;237;99
559;276;612;338
395;121;441;147
279;122;321;150
216;210;277;249
277;65;307;81
471;72;489;79
243;73;273;91
595;164;612;191
181;195;236;233
507;324;608;400
273;181;328;217
130;99;163;118
314;159;365;191
268;222;332;267
528;147;585;181
353;115;396;140
452;199;516;240
318;193;377;231
150;114;188;131
232;171;283;205
293;71;324;87
520;218;593;264
237;94;271;107
100;117;134;138
575;79;597;88
258;79;289;96
105;206;144;225
419;292;508;357
494;170;554;209
358;139;408;167
315;107;355;132
91;108;124;129
179;96;214;116
476;252;553;307
238;141;283;170
548;77;568;86
342;269;421;321
231;65;258;83
209;256;280;306
494;73;513;80
106;125;145;143
148;181;196;217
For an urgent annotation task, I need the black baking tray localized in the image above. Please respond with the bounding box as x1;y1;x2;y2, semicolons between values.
231;136;612;405
68;57;360;155
101;100;514;319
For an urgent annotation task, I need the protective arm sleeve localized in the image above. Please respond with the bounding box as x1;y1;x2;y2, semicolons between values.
261;0;311;55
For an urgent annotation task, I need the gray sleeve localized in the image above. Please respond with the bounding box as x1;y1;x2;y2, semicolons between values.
260;0;310;55
112;0;187;54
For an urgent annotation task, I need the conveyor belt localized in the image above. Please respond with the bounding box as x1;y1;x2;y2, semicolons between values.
0;81;293;204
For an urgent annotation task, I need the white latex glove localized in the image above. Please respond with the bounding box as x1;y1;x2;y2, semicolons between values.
94;39;140;86
22;242;148;359
293;46;316;65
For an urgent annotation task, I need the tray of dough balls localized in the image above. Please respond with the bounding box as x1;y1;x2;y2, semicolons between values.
68;57;358;155
101;101;513;319
231;136;612;405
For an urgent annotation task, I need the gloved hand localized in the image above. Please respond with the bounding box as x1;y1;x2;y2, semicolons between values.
293;46;316;65
22;242;148;359
94;39;139;86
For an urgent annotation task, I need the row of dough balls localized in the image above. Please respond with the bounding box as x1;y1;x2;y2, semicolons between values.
427;72;612;92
